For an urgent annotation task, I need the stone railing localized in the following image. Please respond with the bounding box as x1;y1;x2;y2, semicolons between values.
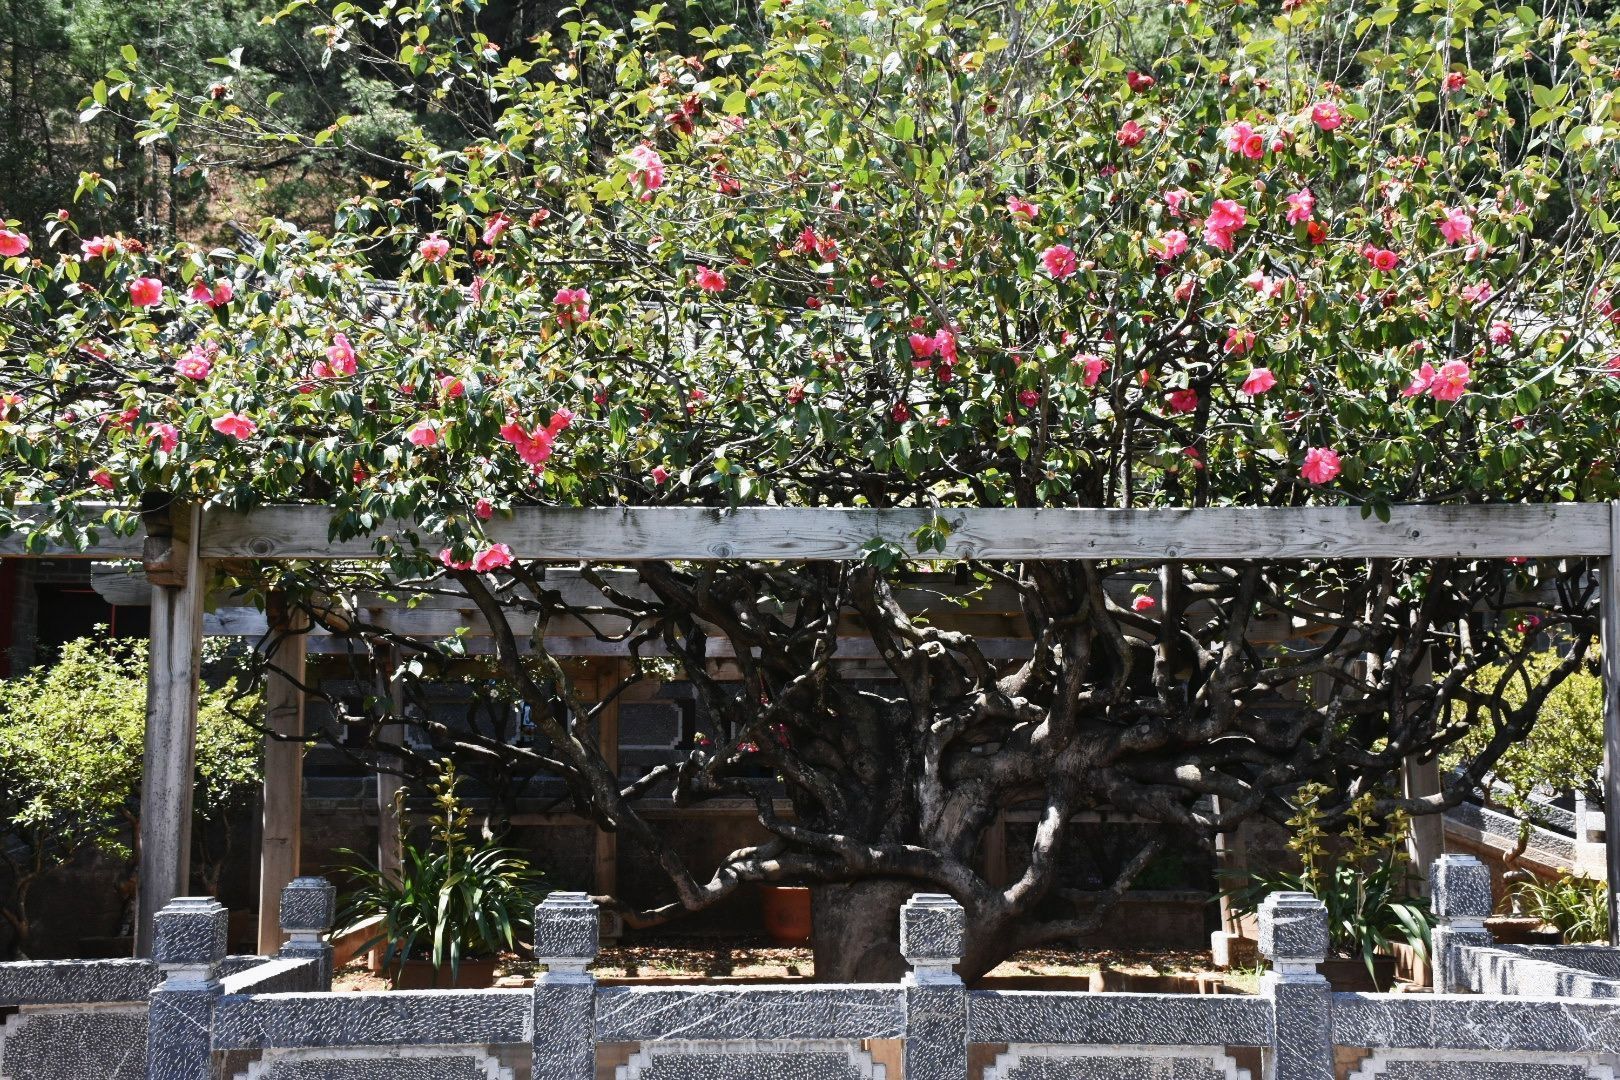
0;876;335;1080
10;859;1620;1078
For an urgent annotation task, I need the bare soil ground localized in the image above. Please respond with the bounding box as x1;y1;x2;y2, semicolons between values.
331;937;1260;993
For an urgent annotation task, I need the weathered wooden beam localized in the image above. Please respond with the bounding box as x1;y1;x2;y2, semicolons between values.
135;503;206;957
257;595;307;955
1605;501;1620;944
196;503;1612;561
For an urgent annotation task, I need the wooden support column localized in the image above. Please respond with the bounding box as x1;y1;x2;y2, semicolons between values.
1604;501;1620;944
377;650;405;884
135;503;206;957
257;594;307;954
594;663;622;900
1403;754;1445;894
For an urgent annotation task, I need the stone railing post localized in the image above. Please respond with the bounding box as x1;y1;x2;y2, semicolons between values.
146;897;228;1080
1259;891;1334;1080
277;875;337;990
1431;853;1493;994
532;892;599;1080
900;893;968;1080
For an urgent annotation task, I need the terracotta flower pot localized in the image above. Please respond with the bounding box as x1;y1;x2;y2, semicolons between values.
389;956;499;989
759;885;812;947
1318;956;1397;993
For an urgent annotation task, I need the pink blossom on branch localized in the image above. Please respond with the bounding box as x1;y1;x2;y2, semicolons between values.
0;229;30;257
1439;207;1474;244
1284;189;1315;225
211;413;258;440
128;277;164;307
1007;195;1039;219
1153;230;1189;260
417;234;451;262
1241;367;1277;395
694;265;728;293
1225;121;1265;159
1300;447;1342;485
1309;101;1344;130
472;543;514;573
627;143;665;200
1040;244;1078;279
1131;595;1157;612
1116;120;1146;147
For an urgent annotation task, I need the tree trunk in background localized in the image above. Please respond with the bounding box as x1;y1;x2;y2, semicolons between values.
809;878;917;982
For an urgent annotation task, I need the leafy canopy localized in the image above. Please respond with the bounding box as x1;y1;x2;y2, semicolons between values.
4;0;1620;558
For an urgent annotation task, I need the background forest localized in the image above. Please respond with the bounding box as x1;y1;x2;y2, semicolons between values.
0;0;762;235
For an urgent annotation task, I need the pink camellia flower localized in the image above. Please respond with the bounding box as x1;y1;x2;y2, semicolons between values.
128;277;164;307
482;213;512;246
909;332;938;359
1284;188;1315;226
1241;367;1277;395
1309;101;1344;130
188;278;234;308
439;375;465;399
1300;446;1342;485
554;287;591;325
627;143;665;200
1116;120;1146;148
1243;270;1286;299
1040;244;1078;280
1132;595;1157;612
91;470;115;491
1203;199;1247;251
695;265;727;292
1364;246;1400;271
1007;195;1039;219
1167;388;1199;413
1488;321;1514;345
0;229;29;257
406;421;440;447
211;413;258;440
651;465;670;485
1018;389;1041;408
325;333;358;376
472;543;514;573
475;498;493;520
1428;359;1472;401
418;233;450;262
80;235;121;258
1460;280;1494;305
1403;362;1437;397
1126;70;1156;93
1078;354;1108;386
1439;207;1474;244
1225;121;1266;159
1153;230;1189;261
1223;328;1256;355
1163;188;1192;217
147;422;179;454
174;349;213;381
891;402;910;422
1443;71;1468;93
439;548;473;571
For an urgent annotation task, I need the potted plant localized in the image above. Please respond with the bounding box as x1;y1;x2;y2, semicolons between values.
1226;784;1432;992
1513;872;1608;944
336;759;543;989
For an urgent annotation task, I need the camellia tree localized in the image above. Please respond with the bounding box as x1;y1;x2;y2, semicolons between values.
5;0;1620;977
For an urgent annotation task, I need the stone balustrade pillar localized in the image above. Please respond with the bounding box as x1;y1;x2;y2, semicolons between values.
1259;891;1334;1080
277;875;337;991
146;897;227;1080
901;893;968;1080
1431;853;1494;994
532;892;599;1080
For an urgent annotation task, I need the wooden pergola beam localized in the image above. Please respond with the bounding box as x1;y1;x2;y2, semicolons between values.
4;502;1610;561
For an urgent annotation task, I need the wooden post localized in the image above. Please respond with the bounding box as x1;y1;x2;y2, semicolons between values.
377;649;405;884
1403;754;1445;894
257;594;307;954
1604;501;1620;944
594;663;621;899
135;503;205;957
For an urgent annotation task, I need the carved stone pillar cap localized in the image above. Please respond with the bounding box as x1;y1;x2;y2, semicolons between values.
280;876;337;933
534;892;600;962
1258;891;1328;965
1431;854;1493;920
901;893;966;964
152;897;229;968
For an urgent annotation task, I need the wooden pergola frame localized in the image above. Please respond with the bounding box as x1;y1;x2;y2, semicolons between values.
5;501;1618;954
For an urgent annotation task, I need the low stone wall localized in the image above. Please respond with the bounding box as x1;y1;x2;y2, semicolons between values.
8;858;1620;1080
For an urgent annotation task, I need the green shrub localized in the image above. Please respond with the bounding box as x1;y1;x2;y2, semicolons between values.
0;633;260;956
336;759;543;985
1225;784;1432;982
1515;873;1608;944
